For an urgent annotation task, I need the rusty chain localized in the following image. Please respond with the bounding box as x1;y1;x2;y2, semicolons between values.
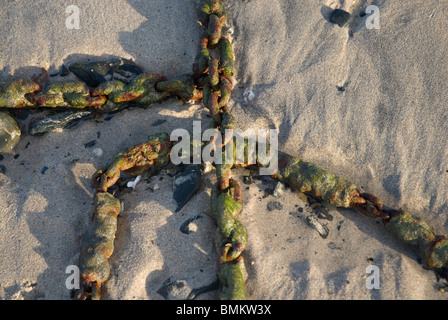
193;0;248;300
0;73;202;111
1;0;447;300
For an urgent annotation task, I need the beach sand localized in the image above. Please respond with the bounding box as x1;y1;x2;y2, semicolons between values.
0;0;447;300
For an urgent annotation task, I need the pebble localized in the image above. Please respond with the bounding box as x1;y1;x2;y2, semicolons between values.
267;201;283;211
84;140;96;148
0;112;21;153
243;176;253;185
329;9;352;28
92;148;103;158
273;181;286;198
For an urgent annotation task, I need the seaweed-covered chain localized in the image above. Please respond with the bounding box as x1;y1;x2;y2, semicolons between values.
271;150;448;281
193;0;247;300
0;73;202;112
80;133;173;299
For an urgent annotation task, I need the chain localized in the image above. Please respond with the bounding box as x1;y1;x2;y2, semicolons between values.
2;0;446;300
193;0;247;300
81;133;173;299
0;73;202;112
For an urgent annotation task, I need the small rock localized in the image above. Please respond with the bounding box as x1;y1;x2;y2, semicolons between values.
273;182;286;198
0;112;21;153
84;140;96;148
329;9;352;28
327;242;341;250
93;148;103;157
149;182;160;191
243;176;253;185
243;88;255;103
267;201;283;211
29;111;92;136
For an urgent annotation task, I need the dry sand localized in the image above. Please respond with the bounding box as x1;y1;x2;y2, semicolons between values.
0;0;447;300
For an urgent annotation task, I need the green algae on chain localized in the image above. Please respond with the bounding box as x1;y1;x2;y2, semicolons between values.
234;138;448;275
37;81;106;108
0;80;40;108
79;191;121;300
218;256;247;300
92;133;172;192
274;151;364;208
210;178;247;264
384;210;448;270
219;36;235;78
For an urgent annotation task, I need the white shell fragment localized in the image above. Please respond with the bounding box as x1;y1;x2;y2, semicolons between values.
126;175;142;189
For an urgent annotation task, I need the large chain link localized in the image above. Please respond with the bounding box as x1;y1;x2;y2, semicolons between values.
193;0;247;300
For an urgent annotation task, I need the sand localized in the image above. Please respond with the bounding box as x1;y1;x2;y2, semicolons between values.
0;0;447;300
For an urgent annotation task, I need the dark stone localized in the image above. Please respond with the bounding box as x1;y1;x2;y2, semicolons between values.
84;140;96;148
267;201;283;211
29;111;92;136
59;65;69;76
173;165;202;212
69;58;143;87
329;9;352;27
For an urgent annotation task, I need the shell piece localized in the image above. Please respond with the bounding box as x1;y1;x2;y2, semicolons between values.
0;112;21;153
306;214;329;239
